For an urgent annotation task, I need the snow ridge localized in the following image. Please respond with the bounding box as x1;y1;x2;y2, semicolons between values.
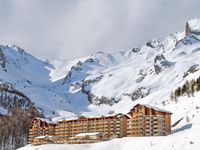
0;18;200;119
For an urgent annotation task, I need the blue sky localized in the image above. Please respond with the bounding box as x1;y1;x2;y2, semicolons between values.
0;0;200;60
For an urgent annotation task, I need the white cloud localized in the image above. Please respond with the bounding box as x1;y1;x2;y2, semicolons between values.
0;0;200;60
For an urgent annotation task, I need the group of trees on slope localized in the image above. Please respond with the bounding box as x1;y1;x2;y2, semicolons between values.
171;76;200;101
0;82;42;150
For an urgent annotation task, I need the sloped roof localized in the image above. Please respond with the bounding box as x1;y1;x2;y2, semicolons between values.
58;113;129;122
34;117;57;124
129;103;172;114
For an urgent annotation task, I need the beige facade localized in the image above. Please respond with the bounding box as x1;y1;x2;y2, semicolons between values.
127;104;172;136
28;118;56;145
55;114;128;144
28;104;172;145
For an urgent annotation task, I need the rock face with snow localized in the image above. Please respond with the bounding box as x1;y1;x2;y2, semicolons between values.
0;82;39;112
154;54;174;74
0;45;70;115
0;46;6;70
131;87;150;101
1;18;200;115
186;18;200;35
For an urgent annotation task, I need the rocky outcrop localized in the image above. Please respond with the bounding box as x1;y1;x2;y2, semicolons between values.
0;46;6;70
131;87;150;101
135;69;147;83
154;54;174;74
68;74;120;106
0;82;40;111
76;75;120;105
82;90;119;106
183;64;199;78
179;19;200;46
132;47;140;53
146;39;164;51
186;18;200;35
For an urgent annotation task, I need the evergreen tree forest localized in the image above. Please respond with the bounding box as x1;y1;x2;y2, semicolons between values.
172;76;200;101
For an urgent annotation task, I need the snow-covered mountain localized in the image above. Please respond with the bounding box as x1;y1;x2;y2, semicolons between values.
0;45;68;114
1;18;200;149
1;19;200;116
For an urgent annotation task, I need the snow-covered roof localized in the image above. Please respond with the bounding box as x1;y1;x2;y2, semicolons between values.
83;113;125;119
35;117;57;124
75;132;101;137
131;104;172;114
58;113;128;122
35;135;54;139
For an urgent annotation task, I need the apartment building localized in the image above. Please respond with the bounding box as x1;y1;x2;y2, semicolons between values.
127;104;171;136
28;104;172;145
55;114;128;144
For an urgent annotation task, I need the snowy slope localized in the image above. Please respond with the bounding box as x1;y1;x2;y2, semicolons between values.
0;45;69;115
0;19;197;114
52;18;199;116
1;18;200;120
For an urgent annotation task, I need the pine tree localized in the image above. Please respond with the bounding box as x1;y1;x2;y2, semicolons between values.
191;79;195;96
175;87;181;97
170;92;174;101
174;94;178;103
185;80;191;97
196;77;200;91
181;84;186;95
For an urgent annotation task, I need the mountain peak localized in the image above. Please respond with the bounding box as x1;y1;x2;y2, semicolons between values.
186;18;200;35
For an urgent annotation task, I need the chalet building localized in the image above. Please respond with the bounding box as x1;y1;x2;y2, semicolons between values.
28;104;172;145
28;117;56;145
127;104;172;136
